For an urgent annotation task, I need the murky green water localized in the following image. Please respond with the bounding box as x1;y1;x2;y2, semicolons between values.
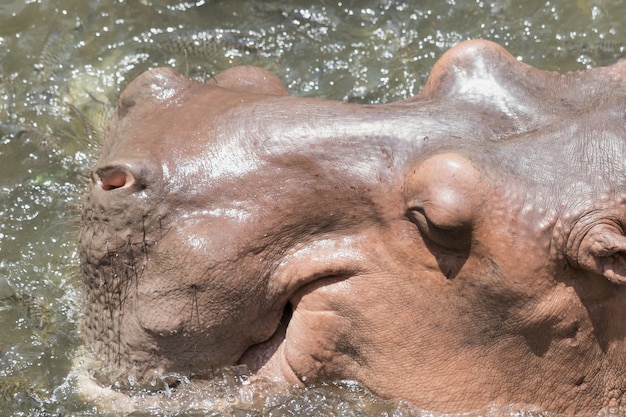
0;0;624;416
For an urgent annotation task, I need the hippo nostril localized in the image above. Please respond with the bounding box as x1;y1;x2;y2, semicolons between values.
94;166;135;191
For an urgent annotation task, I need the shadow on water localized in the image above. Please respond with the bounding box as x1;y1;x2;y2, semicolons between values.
0;0;625;415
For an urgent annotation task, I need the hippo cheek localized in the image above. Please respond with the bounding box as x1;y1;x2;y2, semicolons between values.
131;285;236;368
237;278;356;386
237;234;387;384
128;225;287;373
132;277;279;372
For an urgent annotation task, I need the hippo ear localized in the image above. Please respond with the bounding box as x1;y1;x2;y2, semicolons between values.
211;66;290;96
574;224;626;284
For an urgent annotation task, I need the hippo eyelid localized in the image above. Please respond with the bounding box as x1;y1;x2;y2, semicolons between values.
407;207;471;251
408;207;460;234
93;166;136;191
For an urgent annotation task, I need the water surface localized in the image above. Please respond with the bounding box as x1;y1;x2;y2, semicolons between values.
0;0;624;415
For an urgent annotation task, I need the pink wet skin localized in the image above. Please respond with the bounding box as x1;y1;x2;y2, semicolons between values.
79;39;626;414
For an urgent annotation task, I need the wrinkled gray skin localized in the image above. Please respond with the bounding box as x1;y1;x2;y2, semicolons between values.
79;40;626;414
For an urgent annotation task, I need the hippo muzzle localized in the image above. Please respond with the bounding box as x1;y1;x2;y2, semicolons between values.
79;40;626;414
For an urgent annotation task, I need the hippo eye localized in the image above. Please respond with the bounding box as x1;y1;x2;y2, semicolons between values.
93;166;135;191
408;207;471;251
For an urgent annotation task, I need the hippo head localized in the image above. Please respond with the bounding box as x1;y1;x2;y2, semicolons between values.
78;40;626;414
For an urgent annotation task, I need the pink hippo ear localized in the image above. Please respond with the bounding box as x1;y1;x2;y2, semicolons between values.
212;66;290;96
574;224;626;284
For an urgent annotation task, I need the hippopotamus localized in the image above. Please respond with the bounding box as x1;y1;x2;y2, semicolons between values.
78;39;626;414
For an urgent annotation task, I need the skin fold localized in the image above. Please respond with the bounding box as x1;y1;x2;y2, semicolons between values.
78;39;626;414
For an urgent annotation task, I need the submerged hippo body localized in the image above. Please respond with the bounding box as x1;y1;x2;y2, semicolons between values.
79;40;626;414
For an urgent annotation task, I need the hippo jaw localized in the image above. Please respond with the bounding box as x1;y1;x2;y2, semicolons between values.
78;40;626;414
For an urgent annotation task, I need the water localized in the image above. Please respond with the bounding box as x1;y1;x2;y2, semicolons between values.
0;0;624;415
